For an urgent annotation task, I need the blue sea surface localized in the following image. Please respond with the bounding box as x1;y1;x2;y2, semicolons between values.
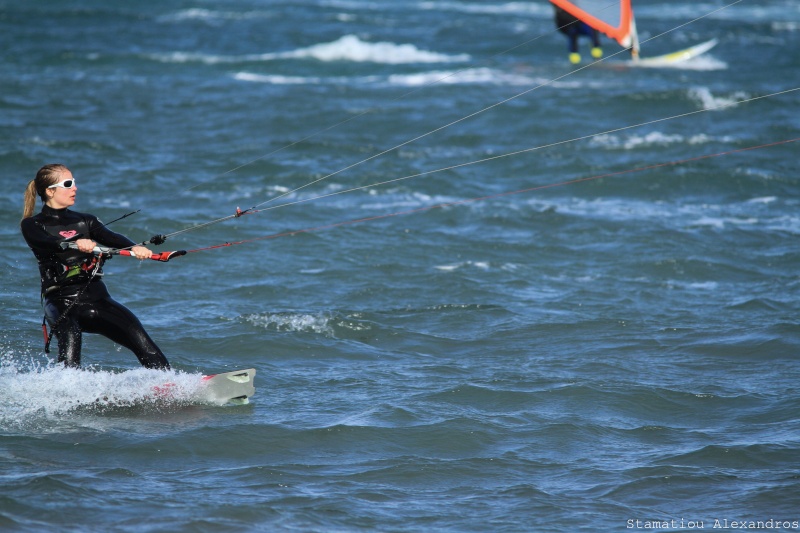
1;1;799;531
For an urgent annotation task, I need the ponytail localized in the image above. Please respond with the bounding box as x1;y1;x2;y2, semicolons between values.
21;164;69;220
22;180;38;220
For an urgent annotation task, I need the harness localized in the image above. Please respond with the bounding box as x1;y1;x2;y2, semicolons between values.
42;253;104;296
41;252;108;353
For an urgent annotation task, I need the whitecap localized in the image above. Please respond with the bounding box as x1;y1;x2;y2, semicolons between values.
591;131;717;150
159;8;273;23
242;312;335;336
746;196;777;205
150;35;469;66
387;68;533;87
146;51;234;65
666;280;719;291
434;260;492;272
235;67;535;88
688;87;750;111
280;35;470;64
689;216;724;229
234;72;325;85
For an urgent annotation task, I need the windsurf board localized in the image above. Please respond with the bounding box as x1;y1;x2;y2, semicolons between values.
633;39;718;66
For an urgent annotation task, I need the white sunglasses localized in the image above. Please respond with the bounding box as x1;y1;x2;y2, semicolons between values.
48;179;76;189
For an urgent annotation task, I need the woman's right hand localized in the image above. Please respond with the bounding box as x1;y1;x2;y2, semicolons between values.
75;238;97;253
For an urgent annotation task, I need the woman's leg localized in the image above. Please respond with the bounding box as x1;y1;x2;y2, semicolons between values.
78;297;171;370
44;298;83;367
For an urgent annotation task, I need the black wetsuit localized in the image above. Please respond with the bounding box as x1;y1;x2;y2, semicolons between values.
20;205;170;369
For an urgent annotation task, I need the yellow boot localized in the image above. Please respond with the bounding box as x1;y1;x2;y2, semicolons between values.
591;47;603;59
569;52;581;64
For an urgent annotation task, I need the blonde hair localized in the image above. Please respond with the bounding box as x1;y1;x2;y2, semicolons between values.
22;164;69;220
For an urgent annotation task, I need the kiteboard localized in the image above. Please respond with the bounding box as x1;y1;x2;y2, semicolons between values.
632;39;718;66
151;368;257;405
198;368;256;405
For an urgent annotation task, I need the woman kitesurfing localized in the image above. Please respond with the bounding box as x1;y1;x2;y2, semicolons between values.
13;1;764;376
20;164;171;370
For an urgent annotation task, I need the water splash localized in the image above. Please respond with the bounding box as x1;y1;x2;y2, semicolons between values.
0;356;217;430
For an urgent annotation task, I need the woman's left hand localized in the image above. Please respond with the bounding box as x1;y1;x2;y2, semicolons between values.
130;245;153;260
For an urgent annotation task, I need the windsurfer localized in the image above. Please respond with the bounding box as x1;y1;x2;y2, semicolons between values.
553;6;603;64
20;164;171;370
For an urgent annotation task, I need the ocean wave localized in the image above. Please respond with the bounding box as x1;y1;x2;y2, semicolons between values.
235;67;535;87
590;131;721;150
242;312;337;336
688;216;758;229
688;87;750;111
234;72;328;85
537;196;793;232
434;260;492;272
288;35;470;64
241;311;385;339
387;67;534;87
150;35;469;65
158;7;277;23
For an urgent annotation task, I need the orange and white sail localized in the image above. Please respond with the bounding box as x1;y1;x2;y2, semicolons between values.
550;0;640;57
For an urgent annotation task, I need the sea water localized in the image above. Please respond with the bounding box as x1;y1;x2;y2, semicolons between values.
1;1;799;531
